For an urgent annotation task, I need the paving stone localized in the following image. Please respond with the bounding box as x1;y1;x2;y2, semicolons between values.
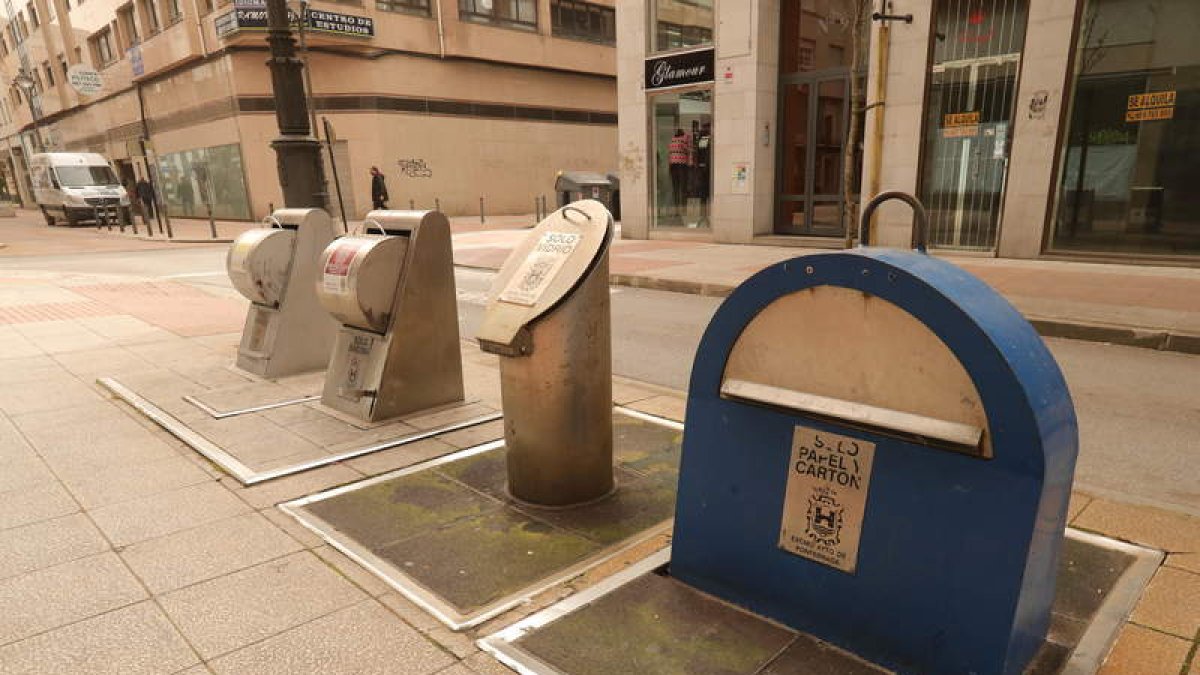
426;625;479;659
89;482;251;547
460;651;515;675
1097;623;1190;675
378;591;443;633
0;513;109;582
0;378;103;416
0;456;55;493
0;552;147;645
158;551;365;659
1129;567;1200;639
259;506;324;548
52;346;153;377
0;482;79;532
62;455;214;508
312;545;391;597
1067;491;1092;523
120;512;304;594
1075;499;1200;554
227;463;362;509
0;357;61;385
436;420;505;449
623;394;687;422
0;416;36;465
343;437;458;476
1166;552;1200;575
38;434;183;482
206;601;452;675
0;601;198;675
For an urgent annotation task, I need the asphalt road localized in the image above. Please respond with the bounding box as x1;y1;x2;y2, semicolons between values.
3;244;1198;516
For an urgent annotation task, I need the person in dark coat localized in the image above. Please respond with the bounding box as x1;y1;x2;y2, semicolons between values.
136;177;155;222
370;166;388;210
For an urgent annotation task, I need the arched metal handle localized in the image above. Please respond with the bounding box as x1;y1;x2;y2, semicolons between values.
362;218;387;236
859;191;929;253
262;215;283;229
561;205;593;224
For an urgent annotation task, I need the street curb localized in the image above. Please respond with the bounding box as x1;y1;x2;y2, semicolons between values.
461;263;1200;356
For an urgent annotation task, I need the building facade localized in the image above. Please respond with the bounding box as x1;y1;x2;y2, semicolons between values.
0;0;619;220
618;0;1200;264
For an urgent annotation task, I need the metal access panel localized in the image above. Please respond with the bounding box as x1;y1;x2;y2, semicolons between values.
671;249;1079;675
316;210;463;423
228;208;339;379
476;199;614;508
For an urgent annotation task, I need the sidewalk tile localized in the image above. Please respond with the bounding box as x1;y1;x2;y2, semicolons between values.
624;394;687;422
344;437;457;476
61;455;213;508
378;592;442;633
1097;623;1190;675
120;512;304;594
1129;567;1200;639
0;456;55;493
461;651;516;675
1074;498;1200;553
225;464;362;510
0;482;79;532
207;601;452;675
1067;492;1092;523
52;346;152;377
0;513;108;582
0;378;103;416
89;482;251;547
158;551;365;659
312;546;391;597
437;420;505;449
37;434;182;482
0;601;198;675
1167;553;1200;575
0;552;147;645
259;507;324;548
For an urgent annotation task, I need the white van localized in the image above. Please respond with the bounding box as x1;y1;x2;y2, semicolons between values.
29;153;132;226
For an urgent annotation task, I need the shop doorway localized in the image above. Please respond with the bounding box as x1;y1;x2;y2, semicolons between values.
776;73;850;236
918;0;1029;251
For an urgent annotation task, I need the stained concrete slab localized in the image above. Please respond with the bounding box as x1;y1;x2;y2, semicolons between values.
289;412;683;626
514;573;795;675
498;532;1142;675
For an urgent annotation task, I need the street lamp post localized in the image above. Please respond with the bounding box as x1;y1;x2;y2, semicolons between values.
265;0;327;210
12;68;41;154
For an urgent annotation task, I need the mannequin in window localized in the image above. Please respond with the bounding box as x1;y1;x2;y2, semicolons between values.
668;127;692;219
691;120;711;227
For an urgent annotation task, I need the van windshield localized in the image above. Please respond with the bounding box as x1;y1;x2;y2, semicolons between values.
54;166;119;188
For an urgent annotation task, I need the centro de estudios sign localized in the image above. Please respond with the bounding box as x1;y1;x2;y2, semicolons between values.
215;0;373;39
644;48;715;91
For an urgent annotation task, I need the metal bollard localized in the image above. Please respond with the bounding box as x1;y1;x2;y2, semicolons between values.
534;197;540;225
208;202;217;239
434;198;440;212
116;205;126;233
479;196;485;224
409;199;415;210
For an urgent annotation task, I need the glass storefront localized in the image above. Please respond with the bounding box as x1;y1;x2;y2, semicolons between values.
918;0;1028;250
775;0;865;237
156;143;251;220
651;0;713;53
1050;0;1200;257
651;89;712;229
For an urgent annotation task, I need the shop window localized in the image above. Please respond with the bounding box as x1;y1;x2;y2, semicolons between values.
26;3;37;28
59;56;67;79
917;0;1029;251
652;0;712;52
1051;0;1200;257
459;0;537;29
651;88;712;229
166;0;183;24
43;61;53;87
551;0;615;45
376;0;429;15
90;27;116;66
1;36;8;56
156;143;252;220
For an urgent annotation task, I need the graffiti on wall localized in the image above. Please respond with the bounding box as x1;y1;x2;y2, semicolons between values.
397;159;433;178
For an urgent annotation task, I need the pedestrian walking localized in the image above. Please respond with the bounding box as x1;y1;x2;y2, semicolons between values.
370;167;389;210
136;177;155;223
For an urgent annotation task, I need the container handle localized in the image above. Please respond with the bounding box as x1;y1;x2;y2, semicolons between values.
859;191;929;253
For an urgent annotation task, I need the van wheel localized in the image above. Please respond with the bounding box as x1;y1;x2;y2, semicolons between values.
40;207;55;227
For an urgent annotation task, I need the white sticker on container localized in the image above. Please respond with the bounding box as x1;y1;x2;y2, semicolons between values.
322;242;361;295
498;231;582;307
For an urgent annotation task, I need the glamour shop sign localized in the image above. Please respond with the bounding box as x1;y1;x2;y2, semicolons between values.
644;48;715;90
